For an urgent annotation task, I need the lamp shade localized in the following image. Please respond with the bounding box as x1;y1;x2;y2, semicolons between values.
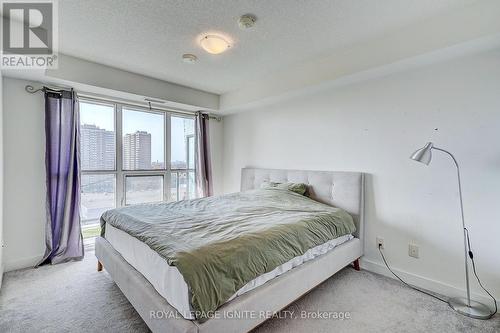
410;142;434;165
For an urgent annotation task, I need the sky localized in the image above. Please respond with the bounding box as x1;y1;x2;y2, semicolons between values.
79;102;193;164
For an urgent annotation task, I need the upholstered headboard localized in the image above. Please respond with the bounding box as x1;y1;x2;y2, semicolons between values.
241;168;365;243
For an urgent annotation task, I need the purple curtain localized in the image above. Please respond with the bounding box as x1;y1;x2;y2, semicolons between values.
38;89;84;266
195;112;213;197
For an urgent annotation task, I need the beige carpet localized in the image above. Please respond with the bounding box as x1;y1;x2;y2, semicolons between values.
0;249;498;333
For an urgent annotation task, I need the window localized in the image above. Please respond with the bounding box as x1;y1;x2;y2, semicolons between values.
171;116;196;200
81;174;116;221
80;102;115;170
80;100;117;239
79;98;197;239
125;175;164;205
122;108;165;170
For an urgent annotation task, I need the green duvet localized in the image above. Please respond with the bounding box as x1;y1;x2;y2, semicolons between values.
100;188;355;319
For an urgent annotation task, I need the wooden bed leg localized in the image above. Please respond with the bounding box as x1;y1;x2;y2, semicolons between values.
353;258;360;271
97;261;103;272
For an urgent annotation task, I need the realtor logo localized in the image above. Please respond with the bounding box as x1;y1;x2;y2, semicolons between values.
1;0;58;68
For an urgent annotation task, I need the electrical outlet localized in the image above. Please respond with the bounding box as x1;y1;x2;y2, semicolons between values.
409;243;419;258
376;237;384;249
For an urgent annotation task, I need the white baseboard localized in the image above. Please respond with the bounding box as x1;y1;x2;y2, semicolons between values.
361;258;498;307
4;255;43;272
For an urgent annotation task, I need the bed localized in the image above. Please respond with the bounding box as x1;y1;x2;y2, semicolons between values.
95;167;365;333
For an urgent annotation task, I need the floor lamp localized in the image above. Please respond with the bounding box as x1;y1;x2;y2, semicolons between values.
410;142;493;319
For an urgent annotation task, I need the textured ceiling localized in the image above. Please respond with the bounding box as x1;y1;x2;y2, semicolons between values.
59;0;477;94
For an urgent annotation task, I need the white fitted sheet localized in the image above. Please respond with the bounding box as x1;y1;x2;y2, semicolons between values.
105;224;353;320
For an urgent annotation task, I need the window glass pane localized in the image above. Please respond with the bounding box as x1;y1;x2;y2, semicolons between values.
81;174;115;222
170;172;178;201
126;175;164;205
82;225;101;239
178;171;188;200
188;171;196;199
123;108;165;170
171;116;195;169
80;102;115;171
187;135;195;169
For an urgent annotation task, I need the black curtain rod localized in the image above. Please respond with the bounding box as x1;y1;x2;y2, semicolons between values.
25;85;67;94
24;84;222;121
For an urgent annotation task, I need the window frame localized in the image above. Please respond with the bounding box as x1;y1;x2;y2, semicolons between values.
79;97;196;225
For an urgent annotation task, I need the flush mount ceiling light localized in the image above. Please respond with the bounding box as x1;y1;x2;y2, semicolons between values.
182;53;198;63
199;35;230;54
238;14;257;29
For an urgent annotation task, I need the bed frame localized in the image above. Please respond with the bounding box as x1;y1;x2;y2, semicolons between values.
95;167;365;333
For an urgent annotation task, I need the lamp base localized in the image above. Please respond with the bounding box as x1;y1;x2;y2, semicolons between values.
448;297;493;320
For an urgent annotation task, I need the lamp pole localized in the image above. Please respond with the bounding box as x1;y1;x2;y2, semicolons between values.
410;142;492;319
432;147;471;306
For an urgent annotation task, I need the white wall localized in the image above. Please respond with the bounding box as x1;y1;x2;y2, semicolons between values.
209;118;224;196
2;77;224;271
222;49;500;303
0;72;4;287
3;78;46;271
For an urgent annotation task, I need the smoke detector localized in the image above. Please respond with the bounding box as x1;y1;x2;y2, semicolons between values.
238;14;257;30
182;54;198;63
